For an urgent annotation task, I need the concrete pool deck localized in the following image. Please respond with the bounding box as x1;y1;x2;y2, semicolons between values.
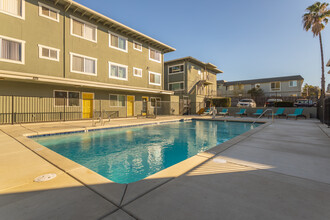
0;116;330;219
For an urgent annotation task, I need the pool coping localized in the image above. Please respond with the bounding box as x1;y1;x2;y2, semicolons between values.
10;117;271;207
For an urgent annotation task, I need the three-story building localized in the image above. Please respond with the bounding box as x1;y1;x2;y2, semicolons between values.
164;57;223;114
0;0;175;119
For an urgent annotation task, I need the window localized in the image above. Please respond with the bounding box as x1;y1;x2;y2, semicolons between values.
0;0;24;18
133;67;142;77
38;3;59;22
38;45;59;61
109;94;126;107
149;48;161;63
169;82;184;91
109;32;127;52
169;64;184;74
149;71;161;86
271;82;281;91
150;97;161;108
228;85;234;91
70;53;97;75
289;80;297;87
0;35;25;64
133;41;142;51
54;90;80;106
198;70;201;75
71;16;97;42
238;84;244;90
109;62;128;80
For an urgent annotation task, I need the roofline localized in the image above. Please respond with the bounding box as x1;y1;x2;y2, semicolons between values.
217;75;304;85
49;0;175;53
165;56;223;73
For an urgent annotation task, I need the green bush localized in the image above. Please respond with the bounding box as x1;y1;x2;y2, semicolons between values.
212;98;231;107
274;102;294;107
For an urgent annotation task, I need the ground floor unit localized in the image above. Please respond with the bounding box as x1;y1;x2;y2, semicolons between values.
0;80;180;124
0;117;329;219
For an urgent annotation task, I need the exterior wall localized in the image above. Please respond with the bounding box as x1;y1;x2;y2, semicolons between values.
0;0;164;90
0;81;167;119
218;80;304;97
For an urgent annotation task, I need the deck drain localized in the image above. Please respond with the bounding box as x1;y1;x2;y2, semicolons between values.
34;173;57;182
213;158;227;164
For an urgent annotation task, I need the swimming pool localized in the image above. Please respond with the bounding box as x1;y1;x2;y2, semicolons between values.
32;120;260;184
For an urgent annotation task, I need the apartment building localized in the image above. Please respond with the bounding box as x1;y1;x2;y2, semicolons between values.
0;0;175;119
164;57;223;113
217;75;304;97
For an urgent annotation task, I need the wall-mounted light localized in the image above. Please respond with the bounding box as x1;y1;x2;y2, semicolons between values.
32;77;39;80
0;77;5;80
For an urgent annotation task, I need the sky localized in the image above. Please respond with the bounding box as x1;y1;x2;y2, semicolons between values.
76;0;330;88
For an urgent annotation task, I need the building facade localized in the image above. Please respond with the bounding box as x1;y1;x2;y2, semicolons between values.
0;0;176;120
217;75;304;98
164;57;223;113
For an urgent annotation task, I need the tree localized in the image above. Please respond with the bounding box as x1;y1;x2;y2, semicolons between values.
302;84;321;98
247;87;264;99
302;2;330;99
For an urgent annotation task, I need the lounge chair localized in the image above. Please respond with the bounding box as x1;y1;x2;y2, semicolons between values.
235;108;246;117
218;108;228;116
268;108;286;118
287;108;306;120
253;109;263;117
202;108;210;115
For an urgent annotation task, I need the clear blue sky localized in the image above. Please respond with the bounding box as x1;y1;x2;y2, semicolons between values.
76;0;330;87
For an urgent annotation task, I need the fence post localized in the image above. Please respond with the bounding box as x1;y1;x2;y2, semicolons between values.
11;95;14;125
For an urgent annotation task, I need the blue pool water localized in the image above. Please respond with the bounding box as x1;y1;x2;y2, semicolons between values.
32;120;260;184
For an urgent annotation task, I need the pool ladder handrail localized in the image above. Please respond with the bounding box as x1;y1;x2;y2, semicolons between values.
252;109;274;125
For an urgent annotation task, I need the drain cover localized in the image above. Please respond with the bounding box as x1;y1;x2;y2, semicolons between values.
34;173;57;182
213;158;227;164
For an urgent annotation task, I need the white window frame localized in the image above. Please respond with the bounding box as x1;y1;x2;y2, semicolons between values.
168;63;184;75
53;90;80;107
70;16;97;43
70;52;97;76
149;47;161;63
109;31;128;53
0;0;25;20
38;44;60;61
109;94;126;107
228;85;234;91
149;71;161;86
168;81;184;91
289;80;297;87
108;61;128;81
270;81;281;91
38;2;59;22
133;41;142;52
0;35;25;64
150;97;161;108
133;67;142;77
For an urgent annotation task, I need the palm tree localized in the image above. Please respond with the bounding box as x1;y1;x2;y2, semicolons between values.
302;2;330;99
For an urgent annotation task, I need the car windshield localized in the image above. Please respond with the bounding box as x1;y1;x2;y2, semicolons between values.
267;99;282;102
240;99;252;102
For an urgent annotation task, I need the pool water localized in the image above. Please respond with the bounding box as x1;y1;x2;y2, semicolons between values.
32;120;260;184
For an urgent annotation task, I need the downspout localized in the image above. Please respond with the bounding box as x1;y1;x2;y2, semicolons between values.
63;2;72;79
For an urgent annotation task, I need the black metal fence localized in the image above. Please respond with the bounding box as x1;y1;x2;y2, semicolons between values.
317;97;330;126
0;95;207;125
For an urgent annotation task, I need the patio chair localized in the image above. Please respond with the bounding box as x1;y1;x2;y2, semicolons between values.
286;108;306;120
253;109;263;117
202;108;210;115
235;108;246;117
218;108;228;116
268;108;286;118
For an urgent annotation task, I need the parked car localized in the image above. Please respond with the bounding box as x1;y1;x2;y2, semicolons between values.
264;99;283;107
237;99;256;108
294;99;314;107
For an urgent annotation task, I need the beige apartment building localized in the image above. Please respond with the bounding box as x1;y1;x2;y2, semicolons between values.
164;57;223;114
217;75;304;98
0;0;176;121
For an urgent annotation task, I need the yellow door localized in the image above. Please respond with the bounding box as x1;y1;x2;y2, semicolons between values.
142;97;148;116
127;96;134;117
82;93;94;119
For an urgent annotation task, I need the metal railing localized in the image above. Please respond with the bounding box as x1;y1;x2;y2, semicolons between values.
252;109;274;125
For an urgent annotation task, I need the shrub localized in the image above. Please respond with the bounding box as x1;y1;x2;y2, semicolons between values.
212;98;231;107
275;101;294;107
